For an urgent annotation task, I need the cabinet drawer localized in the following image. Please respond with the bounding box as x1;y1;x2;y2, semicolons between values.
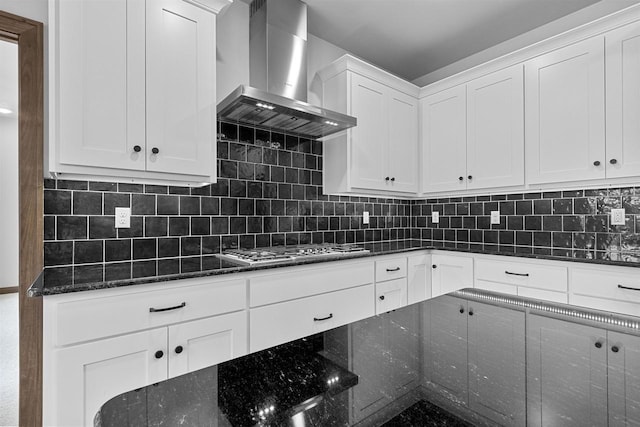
375;278;407;314
249;284;375;352
52;277;246;347
475;259;567;292
572;267;640;307
249;259;374;307
375;257;407;282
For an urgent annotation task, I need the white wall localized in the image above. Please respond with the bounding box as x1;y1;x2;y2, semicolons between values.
0;41;19;289
307;34;347;107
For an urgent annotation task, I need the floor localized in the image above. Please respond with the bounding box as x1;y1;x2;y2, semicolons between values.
0;293;19;427
383;400;473;427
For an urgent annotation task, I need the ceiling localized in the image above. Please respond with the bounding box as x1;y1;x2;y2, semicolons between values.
303;0;638;82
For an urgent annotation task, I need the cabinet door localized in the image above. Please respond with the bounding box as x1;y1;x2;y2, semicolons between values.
349;73;388;191
55;0;146;171
421;85;467;193
407;253;431;304
467;65;524;190
527;314;607;427
606;22;640;179
608;331;640;427
431;254;473;297
168;311;247;378
375;278;408;314
387;89;418;193
525;37;605;184
146;0;216;177
52;328;167;427
423;295;468;404
467;302;525;426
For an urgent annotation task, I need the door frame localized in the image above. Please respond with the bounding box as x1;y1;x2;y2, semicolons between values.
0;10;44;427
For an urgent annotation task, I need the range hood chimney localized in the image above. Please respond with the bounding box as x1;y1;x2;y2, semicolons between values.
217;0;356;139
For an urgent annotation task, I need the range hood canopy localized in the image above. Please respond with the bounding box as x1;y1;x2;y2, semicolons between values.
217;0;356;139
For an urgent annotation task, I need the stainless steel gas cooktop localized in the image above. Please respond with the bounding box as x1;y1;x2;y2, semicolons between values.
217;244;370;266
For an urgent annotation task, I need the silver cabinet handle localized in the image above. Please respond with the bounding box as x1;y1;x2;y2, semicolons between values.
149;302;186;313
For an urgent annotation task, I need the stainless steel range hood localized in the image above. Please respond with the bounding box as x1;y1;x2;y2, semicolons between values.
217;0;356;139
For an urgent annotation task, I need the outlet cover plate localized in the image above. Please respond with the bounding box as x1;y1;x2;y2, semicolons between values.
115;207;131;228
431;211;439;224
611;208;626;225
490;210;500;224
363;211;369;225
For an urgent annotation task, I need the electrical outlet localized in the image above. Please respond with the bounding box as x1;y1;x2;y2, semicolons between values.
431;211;439;224
363;211;370;225
490;210;501;224
115;207;131;228
611;208;626;226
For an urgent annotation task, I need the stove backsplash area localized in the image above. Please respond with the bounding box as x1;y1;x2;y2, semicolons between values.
43;121;411;286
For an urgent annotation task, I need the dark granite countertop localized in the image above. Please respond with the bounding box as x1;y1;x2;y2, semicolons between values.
94;289;640;427
29;239;640;297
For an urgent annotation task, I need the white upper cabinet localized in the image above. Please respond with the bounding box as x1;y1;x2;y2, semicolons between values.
606;21;640;179
466;66;524;190
421;65;524;194
320;55;419;196
421;85;467;193
525;37;606;184
50;0;223;184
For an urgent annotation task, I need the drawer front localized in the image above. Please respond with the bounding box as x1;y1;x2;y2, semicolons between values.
475;258;567;292
54;277;246;347
475;279;517;296
375;257;408;282
517;287;567;304
572;267;640;305
249;259;374;307
376;277;408;314
249;284;375;352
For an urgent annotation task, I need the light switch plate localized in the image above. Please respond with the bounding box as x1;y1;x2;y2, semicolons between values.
431;211;439;224
611;208;626;225
490;210;500;224
115;207;131;228
363;211;370;225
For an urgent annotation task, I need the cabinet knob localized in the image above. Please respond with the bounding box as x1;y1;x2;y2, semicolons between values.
610;158;618;164
459;307;464;314
133;145;142;153
612;346;620;353
385;176;390;181
595;341;603;349
390;177;395;182
458;176;464;181
154;350;164;359
175;345;183;354
468;310;474;316
467;175;473;180
379;295;385;300
593;160;600;166
432;264;437;269
152;147;160;155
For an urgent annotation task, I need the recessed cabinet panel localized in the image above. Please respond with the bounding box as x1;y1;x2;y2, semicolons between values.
606;21;640;179
146;0;215;176
525;37;606;184
387;90;418;192
466;65;524;189
421;85;467;193
350;74;388;191
57;0;145;170
431;254;473;297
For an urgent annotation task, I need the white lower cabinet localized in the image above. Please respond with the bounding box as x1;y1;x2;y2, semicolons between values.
608;331;640;426
430;253;473;297
423;295;526;426
527;314;608;427
407;253;432;304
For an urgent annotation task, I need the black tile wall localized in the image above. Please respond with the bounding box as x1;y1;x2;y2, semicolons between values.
411;187;640;262
43;121;412;286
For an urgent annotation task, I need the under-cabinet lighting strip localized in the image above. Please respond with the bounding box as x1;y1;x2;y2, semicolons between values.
453;288;640;332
